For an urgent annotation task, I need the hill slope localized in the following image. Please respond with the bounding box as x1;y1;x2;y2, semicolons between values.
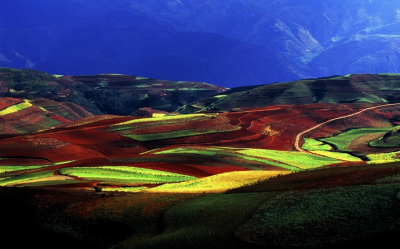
179;74;400;113
0;97;93;133
0;67;226;115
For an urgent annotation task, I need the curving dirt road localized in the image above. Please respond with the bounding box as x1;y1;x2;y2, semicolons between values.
294;103;400;152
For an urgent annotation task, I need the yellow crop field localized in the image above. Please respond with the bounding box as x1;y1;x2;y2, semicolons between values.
0;100;32;116
145;170;290;193
310;151;362;162
366;152;400;164
112;113;210;126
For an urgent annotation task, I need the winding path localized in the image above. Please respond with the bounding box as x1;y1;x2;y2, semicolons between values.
294;103;400;152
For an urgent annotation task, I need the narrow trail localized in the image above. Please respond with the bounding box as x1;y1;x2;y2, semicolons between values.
294;103;400;153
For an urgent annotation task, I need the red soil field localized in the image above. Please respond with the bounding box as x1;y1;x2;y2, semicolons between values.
2;102;400;180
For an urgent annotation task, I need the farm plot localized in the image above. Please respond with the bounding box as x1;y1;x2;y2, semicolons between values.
320;127;397;152
124;125;240;142
366;151;400;164
145;170;289;193
0;170;56;186
0;99;32;116
302;138;362;162
0;160;75;173
59;166;197;186
156;146;343;171
237;148;342;170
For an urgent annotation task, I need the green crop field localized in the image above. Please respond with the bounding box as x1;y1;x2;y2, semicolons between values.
366;151;400;164
369;128;400;148
123;192;278;249
59;166;197;185
0;160;75;173
0;100;32;116
302;138;332;151
309;150;362;161
236;183;400;248
111;114;210;127
155;146;295;170
157;146;344;170
320;127;397;152
0;170;55;186
124;125;240;141
101;186;149;192
108;113;213;132
237;148;342;169
0;165;47;173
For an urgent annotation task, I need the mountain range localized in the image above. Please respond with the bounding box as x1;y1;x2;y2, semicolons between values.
2;0;400;87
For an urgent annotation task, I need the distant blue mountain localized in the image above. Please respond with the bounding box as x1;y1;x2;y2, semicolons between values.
1;0;400;87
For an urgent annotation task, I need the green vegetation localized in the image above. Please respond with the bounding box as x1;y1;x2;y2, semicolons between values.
145;170;289;193
237;148;341;170
0;160;74;173
309;151;362;162
124;125;240;141
0;165;47;173
0;100;32;115
370;127;400;147
157;146;343;170
19;179;84;187
121;192;277;249
236;183;400;248
155;146;296;170
0;68;61;94
302;138;362;161
101;186;148;192
82;89;141;115
59;166;196;185
0;170;55;186
112;114;209;127
366;151;400;164
302;138;332;151
320;127;396;152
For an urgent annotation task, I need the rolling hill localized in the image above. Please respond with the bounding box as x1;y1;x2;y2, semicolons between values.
0;67;227;115
0;97;93;133
1;71;400;248
178;74;400;113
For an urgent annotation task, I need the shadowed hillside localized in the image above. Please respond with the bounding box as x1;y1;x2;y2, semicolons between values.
0;67;226;115
178;74;400;113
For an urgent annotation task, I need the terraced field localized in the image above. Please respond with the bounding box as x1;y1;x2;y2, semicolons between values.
0;97;93;133
1;95;400;248
1;102;399;191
